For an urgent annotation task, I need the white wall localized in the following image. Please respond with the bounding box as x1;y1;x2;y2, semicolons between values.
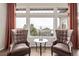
0;4;7;50
16;3;68;9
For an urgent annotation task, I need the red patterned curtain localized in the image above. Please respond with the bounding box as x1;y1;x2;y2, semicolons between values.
5;3;16;49
69;3;78;49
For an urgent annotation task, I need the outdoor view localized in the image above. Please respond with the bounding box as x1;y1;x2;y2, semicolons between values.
30;18;54;36
16;17;26;28
16;17;67;36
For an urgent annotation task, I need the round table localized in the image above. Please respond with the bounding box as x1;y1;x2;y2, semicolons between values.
34;39;48;56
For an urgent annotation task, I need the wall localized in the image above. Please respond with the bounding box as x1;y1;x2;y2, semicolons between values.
0;4;7;50
16;3;68;9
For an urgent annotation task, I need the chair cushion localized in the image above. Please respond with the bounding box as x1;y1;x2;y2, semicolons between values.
13;43;29;51
56;30;68;43
53;43;70;53
13;29;28;43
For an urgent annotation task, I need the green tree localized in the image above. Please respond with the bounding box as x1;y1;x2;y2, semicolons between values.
30;24;38;36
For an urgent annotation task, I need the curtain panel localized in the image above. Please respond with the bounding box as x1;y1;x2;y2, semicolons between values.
5;3;16;49
69;3;78;49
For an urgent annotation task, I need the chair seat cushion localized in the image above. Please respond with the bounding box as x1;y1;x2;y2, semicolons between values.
53;43;70;53
9;43;30;56
13;43;29;51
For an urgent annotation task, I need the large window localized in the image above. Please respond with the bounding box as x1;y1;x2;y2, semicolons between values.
30;10;54;13
16;5;68;37
30;18;53;36
16;9;26;13
16;17;26;28
57;17;68;29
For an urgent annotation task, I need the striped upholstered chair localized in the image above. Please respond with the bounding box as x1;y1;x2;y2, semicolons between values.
51;29;73;56
7;29;31;56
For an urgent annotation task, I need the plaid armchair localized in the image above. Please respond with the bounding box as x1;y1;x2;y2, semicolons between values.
51;29;73;56
7;29;31;56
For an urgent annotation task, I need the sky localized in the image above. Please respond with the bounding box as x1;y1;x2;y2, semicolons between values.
30;18;53;29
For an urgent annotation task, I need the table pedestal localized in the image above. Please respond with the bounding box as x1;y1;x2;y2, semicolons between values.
40;43;42;56
34;39;48;56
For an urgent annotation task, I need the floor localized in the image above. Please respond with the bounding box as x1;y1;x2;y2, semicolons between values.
0;47;79;56
31;47;52;56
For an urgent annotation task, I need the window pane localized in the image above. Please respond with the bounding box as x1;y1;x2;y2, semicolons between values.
16;17;26;28
62;18;68;29
57;18;60;28
57;8;68;13
30;18;53;36
57;17;68;29
30;10;53;13
16;10;26;13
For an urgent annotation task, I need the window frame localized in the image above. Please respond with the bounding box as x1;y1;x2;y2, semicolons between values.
16;8;69;38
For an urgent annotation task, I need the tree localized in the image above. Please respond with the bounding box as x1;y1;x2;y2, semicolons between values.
30;24;38;36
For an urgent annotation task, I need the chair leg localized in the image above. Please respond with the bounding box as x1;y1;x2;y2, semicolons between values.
51;52;53;56
51;47;53;56
70;52;73;56
29;52;30;56
29;48;31;56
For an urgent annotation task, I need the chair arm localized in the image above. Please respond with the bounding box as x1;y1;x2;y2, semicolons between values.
66;37;73;47
66;37;71;44
25;41;30;47
53;40;58;45
64;37;73;53
67;41;73;53
51;40;58;47
9;43;15;52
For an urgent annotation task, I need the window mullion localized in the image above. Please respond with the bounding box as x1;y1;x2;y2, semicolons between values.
53;8;57;29
26;8;30;38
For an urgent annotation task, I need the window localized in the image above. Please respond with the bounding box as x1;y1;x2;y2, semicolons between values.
57;17;68;29
57;8;68;13
30;18;53;36
57;18;60;28
16;10;26;13
30;10;53;13
15;8;68;37
16;17;26;28
62;17;68;29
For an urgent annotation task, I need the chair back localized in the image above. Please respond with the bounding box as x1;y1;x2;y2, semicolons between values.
12;29;28;44
55;30;68;43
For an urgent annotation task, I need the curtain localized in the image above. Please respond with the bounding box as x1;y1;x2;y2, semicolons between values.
69;3;78;49
5;3;16;49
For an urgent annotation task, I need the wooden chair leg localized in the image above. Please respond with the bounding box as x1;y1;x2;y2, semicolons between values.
51;47;53;56
35;42;37;51
29;48;31;56
29;52;30;56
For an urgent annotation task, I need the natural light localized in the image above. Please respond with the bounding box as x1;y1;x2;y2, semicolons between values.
16;17;26;28
30;18;53;29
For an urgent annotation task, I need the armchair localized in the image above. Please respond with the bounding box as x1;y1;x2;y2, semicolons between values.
51;29;73;56
7;29;31;56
